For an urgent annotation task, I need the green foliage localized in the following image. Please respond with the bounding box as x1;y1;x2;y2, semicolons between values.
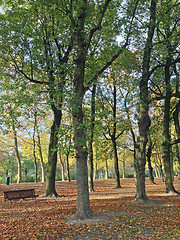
0;0;179;186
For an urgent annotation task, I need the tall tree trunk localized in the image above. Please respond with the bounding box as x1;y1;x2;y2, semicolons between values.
46;107;62;197
33;112;38;183
72;3;93;218
73;96;92;219
162;59;178;194
136;0;156;201
104;83;122;188
12;122;22;183
146;139;155;184
88;84;96;192
72;50;92;219
125;92;144;198
37;125;46;182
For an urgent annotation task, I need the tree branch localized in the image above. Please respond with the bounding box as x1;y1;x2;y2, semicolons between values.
115;130;124;140
170;138;180;146
103;132;111;141
85;0;112;54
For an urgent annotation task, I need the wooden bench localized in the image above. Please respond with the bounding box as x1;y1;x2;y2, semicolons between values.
127;174;134;178
3;189;39;202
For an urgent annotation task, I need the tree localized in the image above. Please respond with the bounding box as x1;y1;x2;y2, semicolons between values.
58;115;75;182
1;0;139;218
88;84;96;192
146;137;155;184
99;76;125;188
0;0;73;195
135;0;156;201
150;0;180;193
36;121;46;182
0;79;26;183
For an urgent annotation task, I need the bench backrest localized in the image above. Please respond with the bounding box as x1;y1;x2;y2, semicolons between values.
4;189;35;200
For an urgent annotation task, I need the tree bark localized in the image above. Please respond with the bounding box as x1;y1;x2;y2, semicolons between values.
104;83;122;188
73;96;93;219
46;106;62;197
66;152;71;182
112;137;121;188
105;159;109;179
122;158;125;179
37;125;46;182
94;162;97;180
176;144;180;180
159;164;164;182
136;0;156;201
33;112;38;183
12;120;22;183
134;138;148;200
88;84;96;192
146;139;155;184
162;59;178;194
59;153;65;181
72;30;92;219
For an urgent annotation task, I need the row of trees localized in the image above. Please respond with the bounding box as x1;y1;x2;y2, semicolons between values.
0;0;179;219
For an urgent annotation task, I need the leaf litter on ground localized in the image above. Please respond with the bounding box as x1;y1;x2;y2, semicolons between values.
0;177;179;239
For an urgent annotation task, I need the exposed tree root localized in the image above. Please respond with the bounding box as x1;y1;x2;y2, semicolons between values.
39;193;65;199
165;191;179;196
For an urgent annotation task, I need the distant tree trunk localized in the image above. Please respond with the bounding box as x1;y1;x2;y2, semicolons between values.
170;147;174;181
12;121;22;183
93;162;97;180
111;83;122;188
88;84;96;192
105;159;109;179
136;0;156;201
33;112;38;183
59;153;65;181
122;159;126;179
125;91;146;199
146;139;155;184
173;100;180;180
159;164;164;182
112;137;121;188
36;125;46;182
176;144;180;180
104;83;122;188
154;167;159;178
66;152;71;182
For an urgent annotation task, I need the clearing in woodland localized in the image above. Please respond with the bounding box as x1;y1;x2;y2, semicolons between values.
0;178;179;239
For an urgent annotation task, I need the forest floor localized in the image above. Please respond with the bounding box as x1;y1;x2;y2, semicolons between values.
0;177;179;240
